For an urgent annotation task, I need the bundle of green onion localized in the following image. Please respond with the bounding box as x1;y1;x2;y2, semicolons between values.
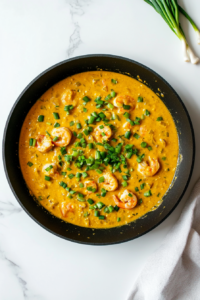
144;0;200;64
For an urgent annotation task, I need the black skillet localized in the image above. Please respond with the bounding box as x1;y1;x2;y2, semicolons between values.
3;55;195;245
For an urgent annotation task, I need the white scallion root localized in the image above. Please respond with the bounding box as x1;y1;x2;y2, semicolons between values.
187;46;200;64
197;30;200;45
182;39;190;62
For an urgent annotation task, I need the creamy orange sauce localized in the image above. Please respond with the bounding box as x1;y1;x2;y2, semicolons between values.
19;71;179;228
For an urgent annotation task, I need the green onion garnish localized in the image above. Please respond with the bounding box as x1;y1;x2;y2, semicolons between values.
54;122;60;128
137;96;143;102
77;123;82;129
110;90;116;97
38;115;44;122
157;116;163;121
29;138;33;146
141;142;147;148
53;112;60;119
144;190;152;197
83;96;90;103
99;216;105;220
111;79;117;84
45;176;51;181
27;161;33;167
144;110;150;116
124;131;131;139
99;176;105;183
135;187;139;192
94;211;99;217
134;133;140;139
122;181;128;187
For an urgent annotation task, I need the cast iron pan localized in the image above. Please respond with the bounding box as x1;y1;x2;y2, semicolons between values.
3;55;195;245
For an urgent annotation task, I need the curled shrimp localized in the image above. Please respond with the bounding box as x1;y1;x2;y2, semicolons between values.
84;180;98;194
61;89;77;106
43;163;59;178
94;125;112;143
113;95;135;114
60;202;74;217
36;134;53;153
138;157;160;177
51;127;72;147
113;190;137;209
101;173;118;191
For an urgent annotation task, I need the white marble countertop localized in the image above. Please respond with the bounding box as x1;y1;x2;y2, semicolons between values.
0;0;200;299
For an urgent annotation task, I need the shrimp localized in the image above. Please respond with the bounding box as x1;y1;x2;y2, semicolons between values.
51;127;72;147
102;79;108;91
138;157;160;177
60;202;74;217
36;134;53;153
84;180;98;194
101;173;118;191
61;89;77;107
42;163;59;178
113;190;137;209
139;125;148;137
123;122;132;130
113;95;135;114
93;125;112;143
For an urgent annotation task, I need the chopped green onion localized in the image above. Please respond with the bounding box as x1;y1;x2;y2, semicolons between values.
70;121;75;126
77;123;82;129
111;79;117;84
53;136;59;142
27;161;33;167
162;157;167;161
123;104;131;110
140;183;145;190
122;181;128;187
53;112;60;119
88;143;93;149
123;112;130;118
113;205;119;212
135;187;139;192
46;122;52;125
141;142;147;148
82;172;88;178
148;146;152;151
29;138;33;146
108;205;114;213
96;202;105;209
134;133;140;139
137;96;143;102
144;190;152;197
110;90;116;97
107;103;114;109
68;174;75;179
117;217;121;222
88;116;96;124
79;183;84;188
83;96;90;103
94;211;99;217
124;131;131;139
38;115;44;122
99;215;105;220
144;110;150;116
99;176;105;183
45;165;53;172
54;122;60;128
45;176;51;181
157;117;163;121
87;199;94;205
